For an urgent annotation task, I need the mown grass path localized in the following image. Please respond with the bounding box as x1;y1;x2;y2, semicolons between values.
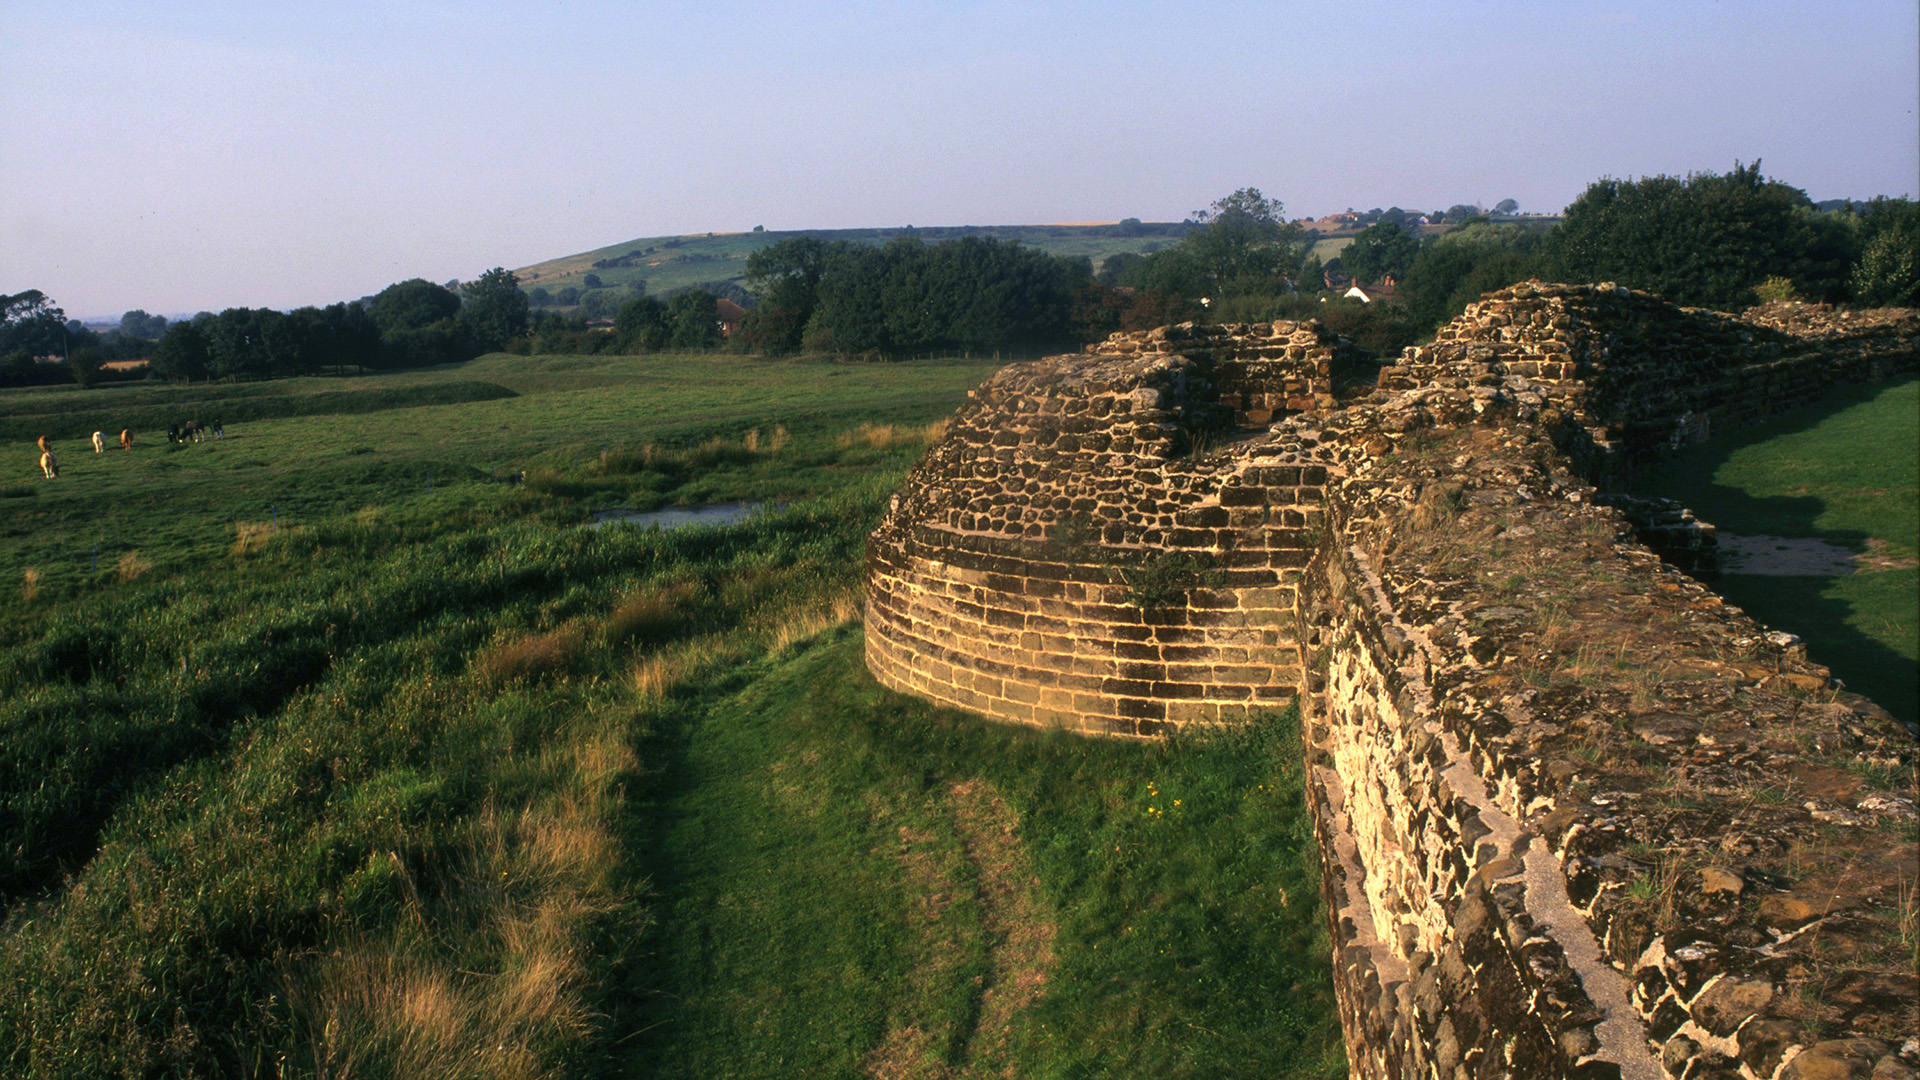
619;629;1344;1080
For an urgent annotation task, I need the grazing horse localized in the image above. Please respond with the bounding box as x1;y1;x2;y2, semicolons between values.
120;429;132;450
39;451;58;478
92;431;105;454
167;424;179;445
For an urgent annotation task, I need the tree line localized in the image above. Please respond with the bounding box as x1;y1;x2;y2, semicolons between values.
6;162;1915;387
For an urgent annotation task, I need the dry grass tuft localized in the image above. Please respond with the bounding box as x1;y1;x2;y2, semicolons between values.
766;589;863;653
838;422;944;451
606;579;706;647
632;638;728;700
116;551;153;582
232;521;274;556
477;624;590;685
21;567;40;601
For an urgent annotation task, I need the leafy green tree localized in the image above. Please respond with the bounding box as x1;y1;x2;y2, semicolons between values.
1492;198;1520;215
1;290;69;357
1293;253;1326;294
1545;162;1850;308
1341;222;1420;285
67;347;103;388
117;310;168;341
1848;197;1920;307
458;267;530;351
151;319;212;380
1096;251;1144;285
666;290;721;349
1181;188;1309;297
1400;221;1546;328
320;301;382;371
614;294;669;351
369;278;461;335
743;236;837;354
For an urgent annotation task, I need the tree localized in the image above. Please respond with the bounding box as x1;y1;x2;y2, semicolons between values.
458;267;530;351
614;294;669;351
743;236;836;354
370;278;461;335
118;310;168;341
1400;221;1546;328
666;290;721;349
151;319;212;380
1;290;69;357
1545;162;1849;308
1493;198;1520;215
1444;204;1482;223
67;347;103;388
1848;198;1920;307
1180;187;1308;297
1341;222;1420;284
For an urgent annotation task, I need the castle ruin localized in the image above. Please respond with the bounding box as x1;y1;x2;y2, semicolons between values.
866;283;1919;1080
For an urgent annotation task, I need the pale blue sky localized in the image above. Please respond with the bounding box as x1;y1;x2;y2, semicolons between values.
4;0;1915;318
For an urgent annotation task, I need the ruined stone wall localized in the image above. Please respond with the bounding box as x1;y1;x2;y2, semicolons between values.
1385;283;1918;465
866;324;1355;736
865;290;1920;1077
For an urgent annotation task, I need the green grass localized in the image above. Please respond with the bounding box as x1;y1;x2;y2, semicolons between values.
3;353;995;596
0;352;1341;1077
622;631;1342;1080
1633;377;1919;724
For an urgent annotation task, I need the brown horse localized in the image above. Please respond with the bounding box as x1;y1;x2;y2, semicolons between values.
39;450;59;478
120;429;132;450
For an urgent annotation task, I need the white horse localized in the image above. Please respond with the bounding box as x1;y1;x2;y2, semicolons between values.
92;431;105;454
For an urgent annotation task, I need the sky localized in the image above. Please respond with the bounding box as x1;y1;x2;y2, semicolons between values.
3;0;1916;319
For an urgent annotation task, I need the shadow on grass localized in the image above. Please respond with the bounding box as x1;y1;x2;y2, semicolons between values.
1628;377;1919;728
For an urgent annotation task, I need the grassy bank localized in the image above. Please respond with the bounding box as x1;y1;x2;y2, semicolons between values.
620;631;1341;1080
0;352;1341;1077
1632;376;1919;724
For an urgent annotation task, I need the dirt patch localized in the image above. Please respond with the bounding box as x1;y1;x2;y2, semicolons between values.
1718;534;1918;576
862;780;1057;1080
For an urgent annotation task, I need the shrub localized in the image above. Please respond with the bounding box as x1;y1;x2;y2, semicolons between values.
1753;275;1802;303
605;580;708;648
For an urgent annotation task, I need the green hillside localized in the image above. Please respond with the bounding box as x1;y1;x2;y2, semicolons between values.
514;222;1196;300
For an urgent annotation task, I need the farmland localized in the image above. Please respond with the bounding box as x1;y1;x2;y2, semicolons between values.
0;353;1344;1078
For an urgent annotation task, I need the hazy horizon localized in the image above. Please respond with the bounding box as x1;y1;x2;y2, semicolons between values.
5;0;1916;320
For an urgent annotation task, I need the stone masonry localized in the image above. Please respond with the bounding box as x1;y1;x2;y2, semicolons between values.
865;284;1920;1080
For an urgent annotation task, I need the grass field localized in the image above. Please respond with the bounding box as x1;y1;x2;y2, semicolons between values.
0;354;1342;1078
1632;377;1919;725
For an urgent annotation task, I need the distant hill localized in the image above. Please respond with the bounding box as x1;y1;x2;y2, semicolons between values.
513;222;1197;303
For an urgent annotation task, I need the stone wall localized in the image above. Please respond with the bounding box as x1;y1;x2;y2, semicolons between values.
864;288;1920;1078
866;322;1359;736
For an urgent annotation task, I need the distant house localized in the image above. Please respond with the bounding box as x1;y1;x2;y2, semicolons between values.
715;298;748;338
1343;276;1400;304
586;318;616;333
